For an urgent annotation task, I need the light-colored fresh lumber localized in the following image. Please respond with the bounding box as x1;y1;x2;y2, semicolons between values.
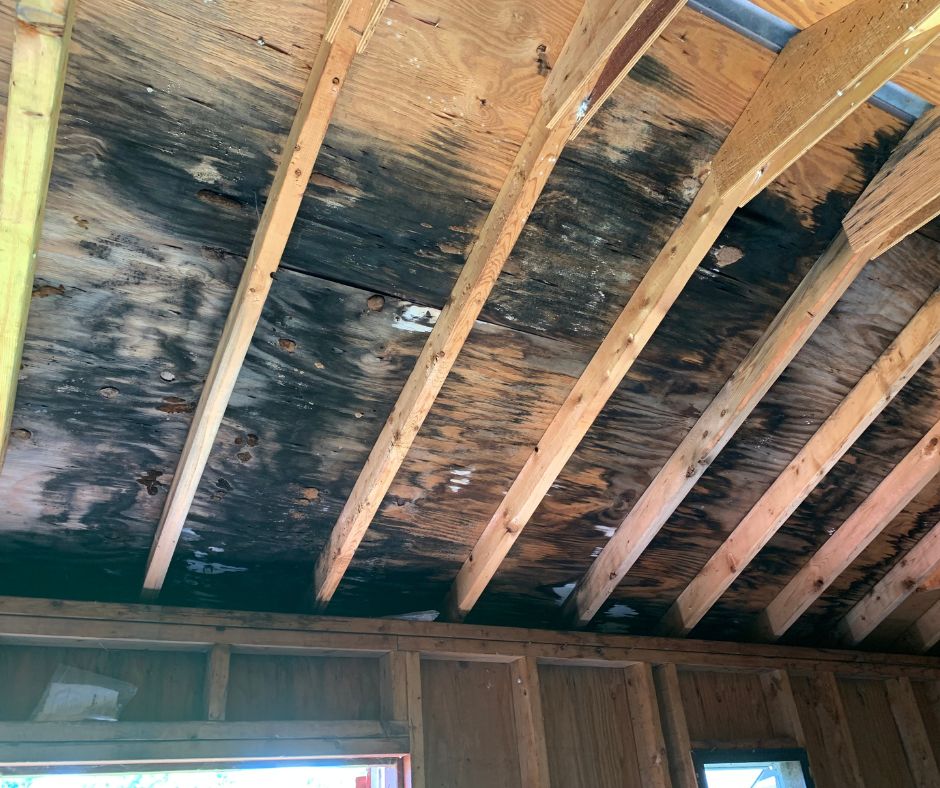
509;658;551;788
140;0;388;599
312;0;687;611
812;673;865;788
712;0;940;205
0;0;77;469
885;677;940;788
651;665;696;788
566;91;940;636
625;662;672;788
839;506;940;646
402;651;425;788
670;284;940;639
760;406;940;640
900;599;940;654
761;670;806;747
204;643;231;721
448;0;940;624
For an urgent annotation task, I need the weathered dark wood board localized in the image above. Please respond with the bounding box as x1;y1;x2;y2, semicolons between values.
2;0;940;657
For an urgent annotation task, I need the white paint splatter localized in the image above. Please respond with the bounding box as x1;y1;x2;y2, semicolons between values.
552;582;575;604
181;528;200;540
595;525;616;538
185;560;247;575
393;304;440;333
605;603;638;619
187;157;223;184
384;610;439;622
208;546;224;553
591;546;602;558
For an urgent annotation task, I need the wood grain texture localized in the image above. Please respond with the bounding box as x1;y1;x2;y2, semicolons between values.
839;509;940;646
539;664;642;787
625;662;671;788
0;0;76;467
652;665;696;788
141;0;385;599
886;677;940;788
313;0;685;613
750;0;940;105
509;658;551;788
203;643;231;721
759;410;940;640
713;0;940;202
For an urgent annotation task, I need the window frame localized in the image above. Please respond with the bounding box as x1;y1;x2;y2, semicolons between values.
693;747;815;788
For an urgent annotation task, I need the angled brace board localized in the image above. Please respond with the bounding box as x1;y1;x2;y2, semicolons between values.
140;0;390;599
839;503;940;646
0;0;77;468
444;0;940;624
754;290;940;641
311;0;688;611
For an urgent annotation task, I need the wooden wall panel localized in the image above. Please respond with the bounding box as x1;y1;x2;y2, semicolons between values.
0;644;204;722
838;678;916;788
678;669;777;744
226;654;380;721
421;659;522;788
538;664;642;788
915;680;940;768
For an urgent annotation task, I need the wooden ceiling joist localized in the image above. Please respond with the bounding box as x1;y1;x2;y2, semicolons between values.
445;0;940;624
311;0;687;612
140;0;390;599
839;504;940;647
0;0;77;469
898;595;940;654
752;301;940;641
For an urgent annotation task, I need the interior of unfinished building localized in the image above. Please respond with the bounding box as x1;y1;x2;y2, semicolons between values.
3;0;940;784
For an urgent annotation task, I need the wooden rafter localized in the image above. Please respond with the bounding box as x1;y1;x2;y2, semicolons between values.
311;0;688;611
140;0;390;599
898;596;940;654
756;406;940;640
0;0;77;468
839;506;940;646
446;0;940;624
657;107;940;637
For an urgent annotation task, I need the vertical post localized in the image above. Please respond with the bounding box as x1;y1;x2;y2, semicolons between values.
203;644;231;721
652;664;696;788
761;670;806;746
886;677;940;788
509;657;552;788
815;673;864;788
382;651;425;788
625;662;672;788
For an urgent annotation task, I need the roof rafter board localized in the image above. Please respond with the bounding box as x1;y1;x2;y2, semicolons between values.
445;0;940;623
0;0;77;468
140;0;389;598
311;0;688;611
749;376;940;640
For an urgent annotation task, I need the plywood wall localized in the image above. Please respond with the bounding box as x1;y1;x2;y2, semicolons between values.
1;641;938;788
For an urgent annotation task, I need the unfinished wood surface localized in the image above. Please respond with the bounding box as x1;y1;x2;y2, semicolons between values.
203;643;231;722
886;677;940;788
0;0;76;468
311;0;686;612
760;412;940;640
509;658;551;788
421;660;520;788
141;0;388;599
452;0;939;624
7;595;940;678
625;662;671;788
677;669;778;744
576;96;940;631
652;665;696;788
539;664;642;787
750;0;940;105
713;0;940;202
402;652;425;788
760;669;806;746
839;513;940;646
790;673;864;788
843;106;940;258
901;600;940;654
839;677;917;788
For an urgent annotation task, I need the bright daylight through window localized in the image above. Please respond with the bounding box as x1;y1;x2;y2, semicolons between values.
0;766;398;788
701;758;810;788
